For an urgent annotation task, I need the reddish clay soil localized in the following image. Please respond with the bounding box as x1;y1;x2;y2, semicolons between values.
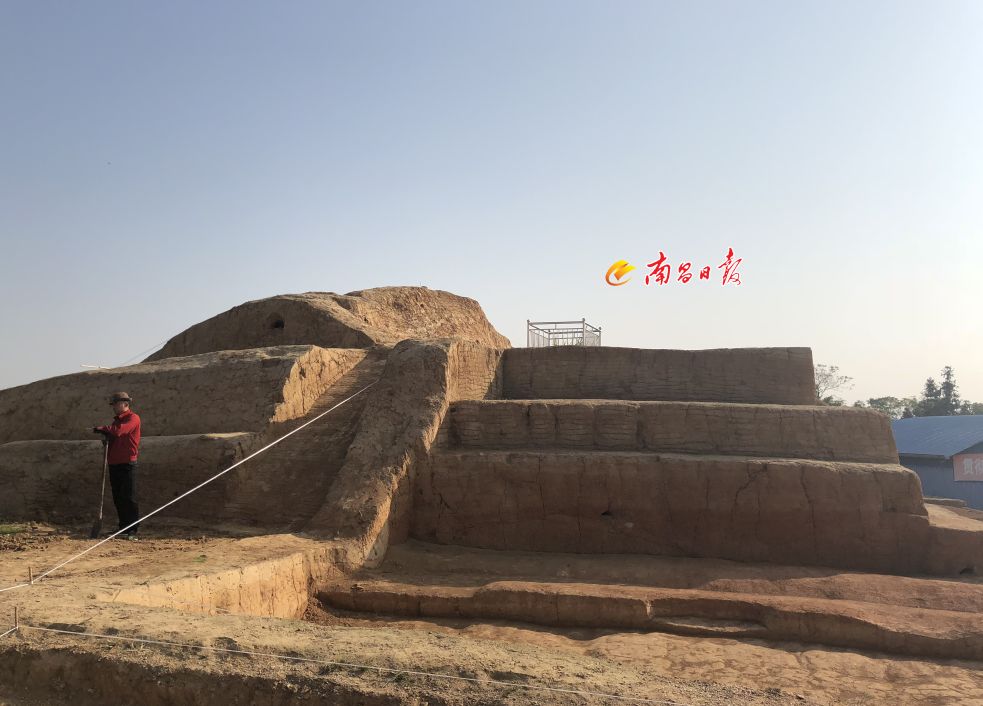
3;525;983;705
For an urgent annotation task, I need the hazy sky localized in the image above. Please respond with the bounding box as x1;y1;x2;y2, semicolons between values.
1;1;980;404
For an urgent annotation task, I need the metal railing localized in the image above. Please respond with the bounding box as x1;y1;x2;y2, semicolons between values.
527;319;601;348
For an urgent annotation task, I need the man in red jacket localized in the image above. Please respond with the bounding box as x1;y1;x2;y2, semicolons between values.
93;392;142;540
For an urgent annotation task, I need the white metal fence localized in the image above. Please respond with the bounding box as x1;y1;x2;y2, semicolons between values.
526;319;601;347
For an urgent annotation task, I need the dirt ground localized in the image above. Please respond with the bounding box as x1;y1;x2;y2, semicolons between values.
2;523;983;705
0;689;59;706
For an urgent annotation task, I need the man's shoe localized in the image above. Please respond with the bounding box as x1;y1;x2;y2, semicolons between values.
123;534;139;542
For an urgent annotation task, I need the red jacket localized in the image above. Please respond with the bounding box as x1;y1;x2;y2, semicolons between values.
97;410;141;464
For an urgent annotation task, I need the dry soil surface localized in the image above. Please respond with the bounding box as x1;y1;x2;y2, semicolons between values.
2;524;983;705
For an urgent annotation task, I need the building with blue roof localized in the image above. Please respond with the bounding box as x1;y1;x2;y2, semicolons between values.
891;416;983;509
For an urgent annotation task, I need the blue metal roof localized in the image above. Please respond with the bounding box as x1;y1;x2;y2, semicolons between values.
891;416;983;459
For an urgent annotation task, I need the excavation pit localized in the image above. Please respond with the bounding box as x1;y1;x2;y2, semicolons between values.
5;288;983;705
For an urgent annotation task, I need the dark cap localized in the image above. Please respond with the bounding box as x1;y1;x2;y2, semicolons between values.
109;392;132;404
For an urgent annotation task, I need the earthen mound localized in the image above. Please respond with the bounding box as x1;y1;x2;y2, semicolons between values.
146;286;510;361
0;346;364;441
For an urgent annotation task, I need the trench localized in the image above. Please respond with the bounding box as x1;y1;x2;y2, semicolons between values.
0;642;448;706
0;535;429;706
103;544;330;620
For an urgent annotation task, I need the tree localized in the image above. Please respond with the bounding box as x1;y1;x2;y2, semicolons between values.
939;366;961;415
914;367;972;417
853;396;917;420
815;364;853;406
901;396;919;417
830;365;980;418
867;396;908;420
915;376;944;416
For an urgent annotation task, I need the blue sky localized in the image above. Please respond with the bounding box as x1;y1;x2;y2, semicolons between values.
1;1;981;403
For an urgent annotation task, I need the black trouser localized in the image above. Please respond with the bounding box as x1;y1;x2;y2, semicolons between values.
109;462;140;535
